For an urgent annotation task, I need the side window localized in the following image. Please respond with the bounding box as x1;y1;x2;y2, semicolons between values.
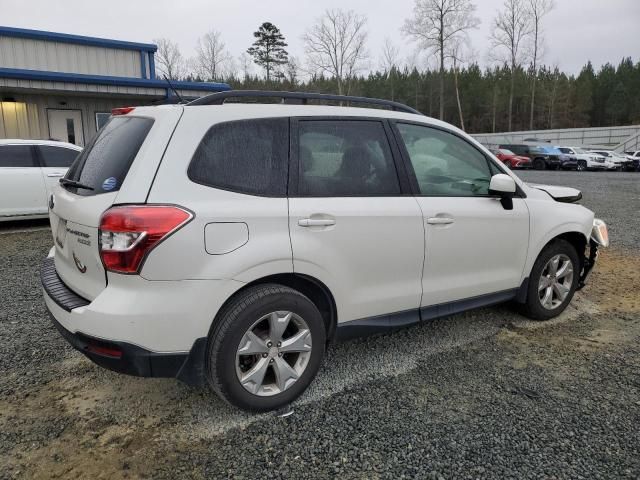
38;146;79;168
0;145;35;167
397;123;493;196
298;120;400;196
188;118;288;196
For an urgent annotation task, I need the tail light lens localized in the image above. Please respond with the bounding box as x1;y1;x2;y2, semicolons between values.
99;205;192;274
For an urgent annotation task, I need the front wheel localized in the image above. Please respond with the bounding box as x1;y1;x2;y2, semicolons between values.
576;160;587;171
206;284;326;411
533;158;546;170
520;239;580;320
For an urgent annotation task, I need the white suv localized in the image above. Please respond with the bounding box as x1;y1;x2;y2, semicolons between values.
0;139;81;221
556;146;606;171
42;92;608;411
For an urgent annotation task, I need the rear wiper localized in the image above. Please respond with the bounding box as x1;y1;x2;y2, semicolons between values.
59;178;94;191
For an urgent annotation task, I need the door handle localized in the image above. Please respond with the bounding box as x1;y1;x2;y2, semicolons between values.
298;218;336;227
47;173;64;177
426;217;454;225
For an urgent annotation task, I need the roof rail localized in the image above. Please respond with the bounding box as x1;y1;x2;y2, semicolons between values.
187;90;422;115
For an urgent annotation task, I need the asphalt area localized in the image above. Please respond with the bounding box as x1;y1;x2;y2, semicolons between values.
1;171;639;479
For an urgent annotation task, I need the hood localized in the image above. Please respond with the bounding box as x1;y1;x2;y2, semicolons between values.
527;183;582;203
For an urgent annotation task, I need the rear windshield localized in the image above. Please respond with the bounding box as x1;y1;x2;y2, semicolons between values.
63;116;153;196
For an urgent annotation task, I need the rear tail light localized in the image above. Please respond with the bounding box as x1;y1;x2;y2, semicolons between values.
99;205;193;274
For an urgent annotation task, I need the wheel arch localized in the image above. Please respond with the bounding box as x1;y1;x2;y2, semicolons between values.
212;273;338;343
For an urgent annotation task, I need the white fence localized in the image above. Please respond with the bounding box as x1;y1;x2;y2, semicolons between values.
473;125;640;152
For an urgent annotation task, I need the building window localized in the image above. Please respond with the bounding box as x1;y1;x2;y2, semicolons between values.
95;112;111;131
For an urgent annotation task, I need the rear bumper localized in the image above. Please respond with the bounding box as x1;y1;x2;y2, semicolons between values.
47;308;206;385
40;255;242;385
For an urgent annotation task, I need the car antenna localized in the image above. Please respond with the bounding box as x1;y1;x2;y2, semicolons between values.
163;76;185;104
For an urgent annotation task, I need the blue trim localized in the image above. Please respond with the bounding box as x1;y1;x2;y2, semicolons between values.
0;25;157;52
139;51;147;79
0;67;231;92
149;53;156;80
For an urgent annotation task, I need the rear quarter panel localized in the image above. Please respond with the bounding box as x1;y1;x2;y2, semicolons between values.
142;106;293;282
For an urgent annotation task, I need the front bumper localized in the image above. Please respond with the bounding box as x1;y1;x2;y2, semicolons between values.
577;239;599;290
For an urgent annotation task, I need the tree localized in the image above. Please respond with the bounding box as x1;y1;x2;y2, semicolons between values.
303;9;369;95
489;0;531;131
380;38;401;100
193;30;231;81
527;0;554;130
238;52;253;79
403;0;480;120
247;22;289;81
154;38;185;80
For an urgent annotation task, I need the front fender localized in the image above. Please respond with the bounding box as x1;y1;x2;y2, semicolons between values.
524;197;594;278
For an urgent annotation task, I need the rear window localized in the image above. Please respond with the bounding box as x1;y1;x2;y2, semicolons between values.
188;118;289;196
0;145;35;167
64;116;153;196
38;145;79;167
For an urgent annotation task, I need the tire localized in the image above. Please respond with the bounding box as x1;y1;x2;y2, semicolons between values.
206;284;326;412
533;158;546;170
576;160;587;171
519;239;580;321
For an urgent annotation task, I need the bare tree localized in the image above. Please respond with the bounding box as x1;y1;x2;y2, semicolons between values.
489;0;531;131
286;56;300;85
449;43;466;130
303;9;369;95
193;30;231;81
238;52;253;79
403;0;480;120
380;38;401;100
380;37;400;73
153;38;185;80
527;0;554;129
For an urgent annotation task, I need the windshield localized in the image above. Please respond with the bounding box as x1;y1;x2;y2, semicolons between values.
499;149;515;155
574;148;588;154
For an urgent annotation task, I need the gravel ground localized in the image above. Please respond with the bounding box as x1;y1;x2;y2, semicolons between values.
1;171;639;479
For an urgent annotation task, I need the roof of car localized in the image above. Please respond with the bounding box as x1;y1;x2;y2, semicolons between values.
0;139;82;150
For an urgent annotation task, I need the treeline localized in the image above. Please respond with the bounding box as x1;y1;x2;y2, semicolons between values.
213;57;640;134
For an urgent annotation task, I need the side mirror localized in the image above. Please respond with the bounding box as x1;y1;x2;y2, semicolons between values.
489;174;516;210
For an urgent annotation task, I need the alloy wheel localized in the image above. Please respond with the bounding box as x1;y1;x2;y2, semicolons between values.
538;254;574;310
235;311;312;396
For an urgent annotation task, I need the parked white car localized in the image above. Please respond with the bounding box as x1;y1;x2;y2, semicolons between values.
0;139;81;221
41;93;609;411
589;150;627;171
556;146;606;171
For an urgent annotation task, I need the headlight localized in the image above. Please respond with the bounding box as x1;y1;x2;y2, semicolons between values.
591;218;609;247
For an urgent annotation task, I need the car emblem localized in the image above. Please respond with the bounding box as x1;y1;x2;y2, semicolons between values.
49;194;55;210
73;252;87;273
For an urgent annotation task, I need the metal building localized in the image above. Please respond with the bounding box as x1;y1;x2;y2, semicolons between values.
0;26;230;146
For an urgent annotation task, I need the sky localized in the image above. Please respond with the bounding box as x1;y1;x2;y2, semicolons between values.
1;0;638;76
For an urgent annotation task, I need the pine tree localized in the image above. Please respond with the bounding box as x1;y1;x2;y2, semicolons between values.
247;22;289;82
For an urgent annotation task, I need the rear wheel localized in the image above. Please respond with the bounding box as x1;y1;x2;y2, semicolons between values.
533;158;546;170
576;160;587;171
520;240;580;321
206;284;326;412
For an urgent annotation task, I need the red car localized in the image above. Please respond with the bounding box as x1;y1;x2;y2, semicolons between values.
490;148;532;169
